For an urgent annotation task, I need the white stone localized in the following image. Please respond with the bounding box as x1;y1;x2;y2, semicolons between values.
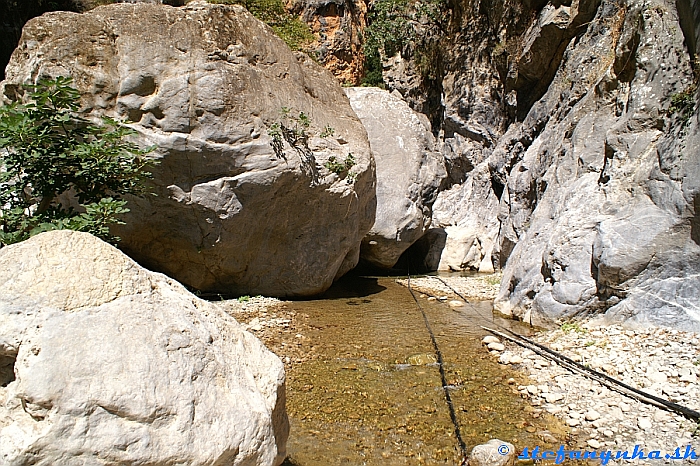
637;417;653;430
0;231;288;466
587;439;602;449
545;393;564;403
488;342;506;352
468;439;516;466
585;410;601;421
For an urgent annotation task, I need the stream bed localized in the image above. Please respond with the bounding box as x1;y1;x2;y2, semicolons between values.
275;274;571;465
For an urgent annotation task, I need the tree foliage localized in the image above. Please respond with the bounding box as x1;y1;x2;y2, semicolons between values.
209;0;314;51
361;0;445;87
0;76;154;246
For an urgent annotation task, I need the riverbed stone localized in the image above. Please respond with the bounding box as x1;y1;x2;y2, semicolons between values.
488;342;506;352
0;230;288;466
344;87;446;269
637;417;653;430
2;1;375;297
584;409;601;421
482;336;501;345
468;439;516;466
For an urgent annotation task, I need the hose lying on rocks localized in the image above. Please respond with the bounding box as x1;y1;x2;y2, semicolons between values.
481;325;700;424
428;275;700;424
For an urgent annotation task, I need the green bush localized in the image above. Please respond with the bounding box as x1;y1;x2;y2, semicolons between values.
361;0;444;87
209;0;314;51
668;85;697;126
0;76;154;246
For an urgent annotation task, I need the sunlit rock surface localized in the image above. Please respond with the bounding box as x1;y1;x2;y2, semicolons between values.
0;230;288;466
2;1;375;297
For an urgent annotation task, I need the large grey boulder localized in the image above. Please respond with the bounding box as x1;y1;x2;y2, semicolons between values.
2;0;375;297
431;163;501;273
344;87;445;268
0;230;288;466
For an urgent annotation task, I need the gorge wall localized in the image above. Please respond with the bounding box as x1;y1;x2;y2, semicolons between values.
396;0;700;330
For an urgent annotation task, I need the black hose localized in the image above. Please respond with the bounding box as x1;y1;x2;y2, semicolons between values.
426;276;700;424
406;272;469;465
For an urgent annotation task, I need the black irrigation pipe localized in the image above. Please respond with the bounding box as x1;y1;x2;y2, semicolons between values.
406;272;470;466
428;275;700;424
482;326;700;424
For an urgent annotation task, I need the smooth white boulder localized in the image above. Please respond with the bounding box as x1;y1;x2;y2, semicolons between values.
0;230;288;465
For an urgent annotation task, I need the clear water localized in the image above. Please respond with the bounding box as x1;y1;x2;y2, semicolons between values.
281;274;570;465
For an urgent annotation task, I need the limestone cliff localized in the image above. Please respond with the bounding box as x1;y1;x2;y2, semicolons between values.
398;0;700;330
291;0;367;84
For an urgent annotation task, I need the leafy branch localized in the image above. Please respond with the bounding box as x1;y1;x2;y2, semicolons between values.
0;76;155;246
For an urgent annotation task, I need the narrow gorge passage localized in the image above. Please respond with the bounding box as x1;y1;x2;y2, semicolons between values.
280;275;571;465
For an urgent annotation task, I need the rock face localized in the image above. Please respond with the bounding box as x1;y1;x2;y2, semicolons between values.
293;0;367;85
488;0;700;331
2;1;375;296
345;87;445;269
390;0;700;330
0;230;288;465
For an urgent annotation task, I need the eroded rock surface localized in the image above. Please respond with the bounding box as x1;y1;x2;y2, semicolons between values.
293;0;367;84
2;1;375;296
0;230;288;466
345;87;445;269
402;0;700;330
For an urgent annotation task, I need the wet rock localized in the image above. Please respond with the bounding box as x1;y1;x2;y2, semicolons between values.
406;353;438;365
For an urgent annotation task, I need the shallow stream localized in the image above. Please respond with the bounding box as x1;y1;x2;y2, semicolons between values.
280;274;570;465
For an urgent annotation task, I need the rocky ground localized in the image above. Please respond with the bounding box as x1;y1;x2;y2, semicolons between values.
405;274;700;464
494;325;700;464
396;273;502;301
215;296;318;368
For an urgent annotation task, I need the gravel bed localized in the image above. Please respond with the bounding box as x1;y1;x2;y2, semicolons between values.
489;323;700;464
397;273;502;301
214;296;317;367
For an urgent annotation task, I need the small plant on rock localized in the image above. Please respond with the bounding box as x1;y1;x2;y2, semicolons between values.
323;153;356;182
268;108;355;184
560;322;587;334
0;76;155;246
